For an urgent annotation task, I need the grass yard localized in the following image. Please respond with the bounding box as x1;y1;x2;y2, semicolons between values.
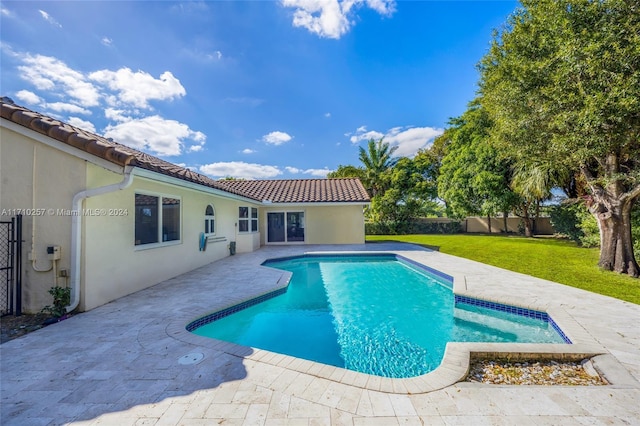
367;234;640;305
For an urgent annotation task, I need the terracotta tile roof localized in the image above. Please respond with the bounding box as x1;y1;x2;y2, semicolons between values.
0;98;370;204
221;178;370;203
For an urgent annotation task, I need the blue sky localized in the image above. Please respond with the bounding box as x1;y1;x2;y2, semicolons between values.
1;0;517;179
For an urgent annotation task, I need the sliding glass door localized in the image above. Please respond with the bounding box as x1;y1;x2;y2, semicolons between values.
267;212;285;242
267;212;304;243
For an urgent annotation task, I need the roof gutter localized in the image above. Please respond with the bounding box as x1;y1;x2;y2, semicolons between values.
67;165;135;312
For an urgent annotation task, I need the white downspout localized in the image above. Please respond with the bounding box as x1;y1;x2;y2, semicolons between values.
67;165;135;312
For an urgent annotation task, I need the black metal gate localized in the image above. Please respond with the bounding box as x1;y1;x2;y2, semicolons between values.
1;215;22;316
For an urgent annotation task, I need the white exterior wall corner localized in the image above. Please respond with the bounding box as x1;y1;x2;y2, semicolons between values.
0;127;88;312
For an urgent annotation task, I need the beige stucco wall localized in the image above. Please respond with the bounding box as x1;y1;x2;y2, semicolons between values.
1;123;368;313
260;204;366;245
82;166;247;311
465;216;555;235
0;126;87;312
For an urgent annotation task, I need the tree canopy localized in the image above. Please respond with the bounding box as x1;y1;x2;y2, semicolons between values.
479;0;640;275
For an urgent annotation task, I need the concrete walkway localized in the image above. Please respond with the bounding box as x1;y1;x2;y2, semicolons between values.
1;243;639;425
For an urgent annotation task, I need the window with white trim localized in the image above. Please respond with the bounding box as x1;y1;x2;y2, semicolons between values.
251;207;258;232
135;193;181;246
205;204;215;235
238;206;258;233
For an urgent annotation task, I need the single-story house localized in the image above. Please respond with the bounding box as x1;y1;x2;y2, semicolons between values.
0;98;370;313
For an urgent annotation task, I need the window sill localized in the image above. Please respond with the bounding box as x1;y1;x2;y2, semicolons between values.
134;240;182;251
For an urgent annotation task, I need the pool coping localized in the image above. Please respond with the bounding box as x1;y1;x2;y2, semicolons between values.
167;250;636;394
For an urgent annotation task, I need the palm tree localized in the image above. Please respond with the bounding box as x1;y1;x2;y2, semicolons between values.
358;138;398;197
510;159;569;236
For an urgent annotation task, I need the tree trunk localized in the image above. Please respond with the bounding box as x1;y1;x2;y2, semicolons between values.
503;210;509;233
533;200;540;235
521;203;533;237
583;154;640;277
487;214;492;233
592;198;639;277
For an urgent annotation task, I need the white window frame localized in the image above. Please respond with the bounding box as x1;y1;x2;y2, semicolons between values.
238;206;259;233
205;204;215;236
134;191;182;250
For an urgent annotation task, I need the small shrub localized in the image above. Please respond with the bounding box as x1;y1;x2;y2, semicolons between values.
549;203;584;244
41;286;71;318
578;212;600;248
550;202;599;247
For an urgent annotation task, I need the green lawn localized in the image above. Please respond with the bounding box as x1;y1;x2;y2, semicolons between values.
367;234;640;305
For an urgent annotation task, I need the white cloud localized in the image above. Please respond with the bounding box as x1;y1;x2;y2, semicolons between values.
349;124;443;157
1;6;13;17
39;10;62;28
18;54;101;107
67;117;96;133
199;162;282;179
324;112;331;118
10;51;206;159
89;68;185;109
101;37;113;47
242;148;256;154
286;166;332;177
103;115;206;156
349;125;384;144
187;144;204;153
384;126;444;157
302;168;331;177
104;108;131;123
282;0;395;39
364;0;395;14
262;131;292;145
45;102;91;115
15;90;42;105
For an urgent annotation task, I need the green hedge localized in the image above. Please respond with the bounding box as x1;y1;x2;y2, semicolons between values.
365;220;462;235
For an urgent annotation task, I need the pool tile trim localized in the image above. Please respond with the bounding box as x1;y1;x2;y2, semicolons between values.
186;286;288;332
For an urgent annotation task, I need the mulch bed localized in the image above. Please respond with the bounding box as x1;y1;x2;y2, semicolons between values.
466;358;608;386
0;313;57;344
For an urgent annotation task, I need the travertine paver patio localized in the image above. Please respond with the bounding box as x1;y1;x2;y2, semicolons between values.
1;242;639;425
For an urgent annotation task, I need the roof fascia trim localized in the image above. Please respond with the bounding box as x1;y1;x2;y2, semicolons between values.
132;167;260;203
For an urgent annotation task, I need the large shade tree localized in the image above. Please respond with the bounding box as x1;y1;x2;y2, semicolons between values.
480;0;640;276
438;101;519;233
370;155;442;225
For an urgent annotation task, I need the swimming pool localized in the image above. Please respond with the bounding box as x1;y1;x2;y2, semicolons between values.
189;254;568;378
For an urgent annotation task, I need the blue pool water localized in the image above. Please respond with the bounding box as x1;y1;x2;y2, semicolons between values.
191;255;567;378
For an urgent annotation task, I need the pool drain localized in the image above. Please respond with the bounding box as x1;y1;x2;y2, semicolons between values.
178;352;204;365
